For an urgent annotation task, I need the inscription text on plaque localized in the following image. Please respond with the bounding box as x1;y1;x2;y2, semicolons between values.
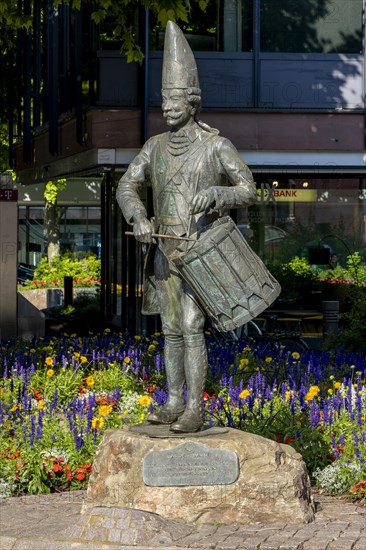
143;441;239;487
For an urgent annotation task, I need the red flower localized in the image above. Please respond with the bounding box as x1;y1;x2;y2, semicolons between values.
275;434;281;443
83;464;92;473
354;480;366;491
75;472;85;481
66;471;73;481
52;464;63;473
285;437;295;444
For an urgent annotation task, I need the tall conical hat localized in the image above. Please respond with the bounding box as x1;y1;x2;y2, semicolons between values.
162;21;199;89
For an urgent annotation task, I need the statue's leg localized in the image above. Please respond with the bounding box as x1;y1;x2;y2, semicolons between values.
170;284;207;433
147;334;185;424
148;248;186;424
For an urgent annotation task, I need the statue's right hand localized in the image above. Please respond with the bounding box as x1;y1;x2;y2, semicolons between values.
133;215;153;243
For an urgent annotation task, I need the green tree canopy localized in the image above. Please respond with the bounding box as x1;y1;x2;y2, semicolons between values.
0;0;210;62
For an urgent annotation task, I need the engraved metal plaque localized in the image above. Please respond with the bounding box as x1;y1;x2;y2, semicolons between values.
143;441;239;486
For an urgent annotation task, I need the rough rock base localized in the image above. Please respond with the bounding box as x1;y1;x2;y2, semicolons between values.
83;427;315;525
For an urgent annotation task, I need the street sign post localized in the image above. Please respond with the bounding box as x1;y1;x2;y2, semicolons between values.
0;188;18;340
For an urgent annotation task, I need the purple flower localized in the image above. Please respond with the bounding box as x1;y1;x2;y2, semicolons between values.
29;415;36;446
36;410;44;440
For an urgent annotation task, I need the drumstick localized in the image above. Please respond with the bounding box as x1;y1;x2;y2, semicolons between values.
125;231;195;242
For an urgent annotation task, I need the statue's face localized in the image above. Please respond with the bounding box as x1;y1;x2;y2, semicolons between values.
162;88;194;130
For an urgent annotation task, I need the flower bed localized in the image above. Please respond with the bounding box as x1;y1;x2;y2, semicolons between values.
0;331;365;504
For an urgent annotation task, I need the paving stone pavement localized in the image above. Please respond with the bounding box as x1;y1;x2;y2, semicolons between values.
0;490;365;550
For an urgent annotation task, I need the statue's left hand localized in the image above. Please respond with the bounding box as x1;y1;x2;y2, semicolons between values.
190;188;216;214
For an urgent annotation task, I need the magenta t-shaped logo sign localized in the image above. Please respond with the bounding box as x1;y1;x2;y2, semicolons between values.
0;189;18;201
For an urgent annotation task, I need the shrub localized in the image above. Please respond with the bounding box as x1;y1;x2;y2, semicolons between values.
21;253;101;289
313;461;366;496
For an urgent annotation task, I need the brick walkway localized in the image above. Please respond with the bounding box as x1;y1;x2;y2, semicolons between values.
0;490;365;549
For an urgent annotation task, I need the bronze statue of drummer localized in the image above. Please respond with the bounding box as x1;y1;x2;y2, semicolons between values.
116;21;257;433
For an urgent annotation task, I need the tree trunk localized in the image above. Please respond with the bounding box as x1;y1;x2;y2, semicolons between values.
44;200;60;262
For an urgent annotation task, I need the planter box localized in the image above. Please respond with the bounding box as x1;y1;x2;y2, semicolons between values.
19;288;98;311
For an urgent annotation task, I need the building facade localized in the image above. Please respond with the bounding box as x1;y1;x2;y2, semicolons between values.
8;0;366;334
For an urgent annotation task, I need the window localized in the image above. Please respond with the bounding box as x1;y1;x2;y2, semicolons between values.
260;0;363;53
149;1;362;54
238;177;366;267
149;1;254;52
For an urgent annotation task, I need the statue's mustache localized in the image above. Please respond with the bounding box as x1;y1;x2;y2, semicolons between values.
163;111;183;119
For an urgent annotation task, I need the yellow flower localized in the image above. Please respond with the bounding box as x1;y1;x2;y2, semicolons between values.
91;417;105;430
46;369;55;377
148;344;156;352
239;358;249;368
123;357;131;364
80;356;88;364
10;404;18;412
98;405;113;417
291;352;300;360
329;375;335;380
37;400;46;410
138;395;152;407
239;389;250;400
243;346;251;352
104;328;111;333
30;348;36;353
265;357;272;363
86;375;95;387
304;385;320;402
285;390;294;401
45;356;53;366
334;381;341;390
134;335;142;341
73;352;80;360
328;389;333;395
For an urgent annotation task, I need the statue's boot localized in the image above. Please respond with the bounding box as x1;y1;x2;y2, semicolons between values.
147;335;186;424
170;334;207;433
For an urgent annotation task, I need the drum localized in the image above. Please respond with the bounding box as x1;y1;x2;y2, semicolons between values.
171;216;281;332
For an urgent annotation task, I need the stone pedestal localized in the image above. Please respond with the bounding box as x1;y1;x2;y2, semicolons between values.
83;427;315;525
